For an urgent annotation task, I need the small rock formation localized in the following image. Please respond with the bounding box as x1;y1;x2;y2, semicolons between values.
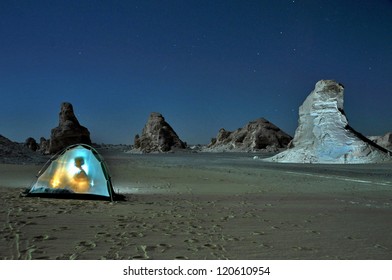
39;137;50;154
206;118;292;152
24;137;39;151
134;134;141;149
266;80;391;163
49;102;91;154
134;112;186;153
369;132;392;152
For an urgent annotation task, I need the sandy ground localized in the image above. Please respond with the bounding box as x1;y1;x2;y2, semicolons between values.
1;150;392;260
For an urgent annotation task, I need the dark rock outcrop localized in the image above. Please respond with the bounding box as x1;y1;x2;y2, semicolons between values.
206;118;292;152
49;102;91;154
134;112;186;153
24;137;39;151
0;135;44;164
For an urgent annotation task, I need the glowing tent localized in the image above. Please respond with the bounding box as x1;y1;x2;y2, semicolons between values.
26;144;118;201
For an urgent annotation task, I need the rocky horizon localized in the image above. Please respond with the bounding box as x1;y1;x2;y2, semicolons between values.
205;118;292;152
0;134;46;164
2;92;392;158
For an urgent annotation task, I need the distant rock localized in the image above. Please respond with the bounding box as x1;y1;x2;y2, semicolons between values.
205;118;292;152
49;102;91;154
133;112;186;153
266;80;391;163
39;137;50;154
369;133;392;152
24;137;39;151
0;135;25;159
0;135;45;164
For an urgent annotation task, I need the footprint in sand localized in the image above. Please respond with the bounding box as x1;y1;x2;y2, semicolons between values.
129;231;145;238
89;224;105;229
221;234;241;242
212;224;222;230
132;255;146;260
25;221;38;226
95;231;111;238
15;220;28;226
259;243;273;248
242;212;258;218
157;243;172;253
163;231;176;237
184;239;200;252
345;235;365;241
307;230;321;235
76;240;97;250
184;238;199;244
221;215;235;221
33;234;57;241
51;226;69;232
187;230;205;236
292;246;314;251
374;244;388;250
132;243;173;259
203;243;220;250
34;215;47;219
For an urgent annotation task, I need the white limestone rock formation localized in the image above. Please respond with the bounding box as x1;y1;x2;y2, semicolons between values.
266;80;391;163
134;112;186;153
205;118;292;152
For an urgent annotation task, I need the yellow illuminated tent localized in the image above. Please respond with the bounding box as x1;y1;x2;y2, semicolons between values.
26;144;120;201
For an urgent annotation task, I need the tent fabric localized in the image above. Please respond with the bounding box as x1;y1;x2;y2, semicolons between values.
26;144;117;201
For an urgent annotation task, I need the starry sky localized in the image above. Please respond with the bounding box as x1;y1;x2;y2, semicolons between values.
1;0;392;145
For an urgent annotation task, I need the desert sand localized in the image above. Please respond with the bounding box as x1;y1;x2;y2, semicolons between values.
1;150;392;260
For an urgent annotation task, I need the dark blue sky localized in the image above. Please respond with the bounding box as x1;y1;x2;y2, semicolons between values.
1;0;392;144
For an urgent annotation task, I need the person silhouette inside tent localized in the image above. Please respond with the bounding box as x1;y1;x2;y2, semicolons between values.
71;157;90;193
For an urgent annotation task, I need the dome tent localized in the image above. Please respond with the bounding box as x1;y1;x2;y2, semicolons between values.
25;144;120;201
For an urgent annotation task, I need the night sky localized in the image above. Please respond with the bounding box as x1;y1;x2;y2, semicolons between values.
1;0;392;145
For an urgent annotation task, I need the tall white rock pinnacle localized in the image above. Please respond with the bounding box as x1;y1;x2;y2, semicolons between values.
266;80;391;163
